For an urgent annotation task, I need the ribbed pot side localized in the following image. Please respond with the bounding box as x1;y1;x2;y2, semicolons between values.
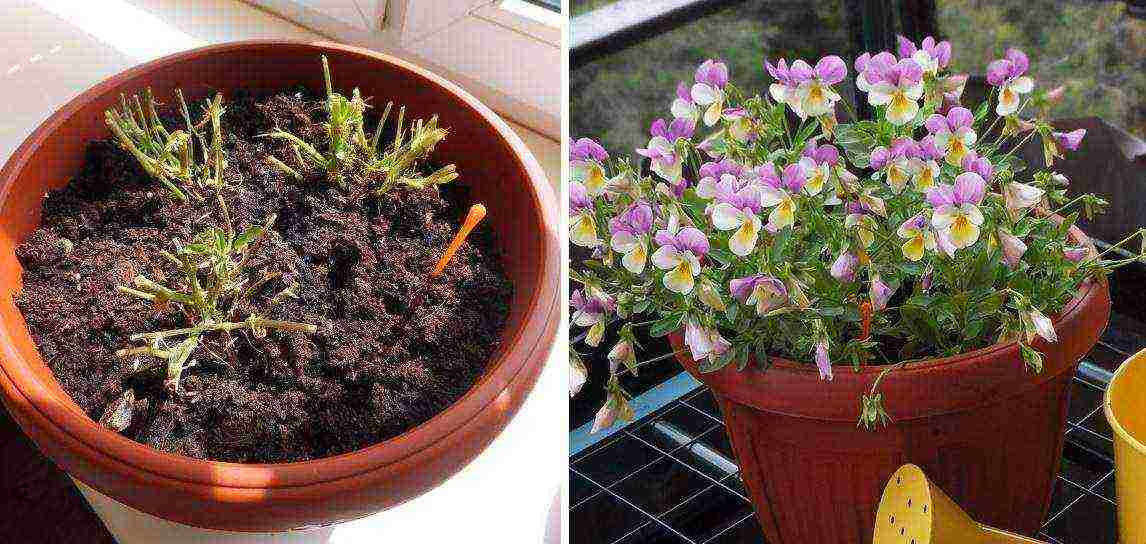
673;263;1110;544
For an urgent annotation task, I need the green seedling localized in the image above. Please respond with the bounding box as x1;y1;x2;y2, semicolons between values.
105;89;229;201
116;213;316;392
262;56;458;194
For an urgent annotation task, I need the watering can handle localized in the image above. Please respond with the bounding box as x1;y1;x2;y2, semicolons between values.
978;524;1049;543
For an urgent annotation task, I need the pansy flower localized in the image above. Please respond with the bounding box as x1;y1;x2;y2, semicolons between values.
869;273;894;311
652;218;709;294
925;106;976;166
927;172;987;249
608;202;654;274
961;152;994;182
987;48;1034;116
863;58;924;125
571;287;614;346
1064;246;1088;263
759;163;806;229
723;107;752;142
1054;128;1086;151
814;337;832;381
683;318;731;364
570;137;609;196
934;73;969;112
908;135;942;191
1023;308;1057;343
691;59;730;126
896;214;937;261
730;275;788;316
637;118;694;182
854;51;896;93
870;138;917;193
896;35;952;76
846;201;879;248
794;55;847;117
569;181;600;247
710;183;763;256
830;249;859;283
798;142;839;196
699;158;744;181
671;81;698;121
1003;181;1045;213
997;228;1028;268
765;58;812;117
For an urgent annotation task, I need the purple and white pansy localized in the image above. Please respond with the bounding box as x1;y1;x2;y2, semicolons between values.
766;58;811;118
683;318;731;364
569;181;600;248
651;217;710;294
730;275;788;316
609;202;654;274
896;214;937;261
798;142;840;197
862;57;924;125
927;172;987;249
759;163;807;229
870;138;917;193
908;135;942;191
987;48;1034;116
925;106;976;167
637;118;694;182
691;59;730;126
709;177;764;256
671;81;699;121
795;55;847;117
896;35;951;76
570;137;609;196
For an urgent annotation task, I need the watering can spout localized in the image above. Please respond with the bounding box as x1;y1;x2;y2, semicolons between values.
873;464;1047;544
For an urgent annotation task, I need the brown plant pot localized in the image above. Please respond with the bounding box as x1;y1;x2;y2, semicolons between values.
0;41;559;531
671;225;1111;544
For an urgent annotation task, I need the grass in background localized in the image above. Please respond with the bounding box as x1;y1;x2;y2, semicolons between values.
571;0;1143;157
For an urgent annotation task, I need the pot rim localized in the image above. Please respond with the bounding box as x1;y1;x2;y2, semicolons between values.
0;40;559;491
673;222;1111;421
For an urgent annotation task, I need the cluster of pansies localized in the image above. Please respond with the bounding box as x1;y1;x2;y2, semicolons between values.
569;37;1136;433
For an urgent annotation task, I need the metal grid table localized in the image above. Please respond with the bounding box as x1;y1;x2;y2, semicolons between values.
570;333;1135;544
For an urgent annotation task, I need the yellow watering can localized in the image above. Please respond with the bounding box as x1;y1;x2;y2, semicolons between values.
873;464;1046;543
1106;348;1146;544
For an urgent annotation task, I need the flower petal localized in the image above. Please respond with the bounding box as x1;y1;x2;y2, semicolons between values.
663;261;696;294
711;202;743;231
728;216;761;256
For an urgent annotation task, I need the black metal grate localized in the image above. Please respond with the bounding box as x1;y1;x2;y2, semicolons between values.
571;332;1136;544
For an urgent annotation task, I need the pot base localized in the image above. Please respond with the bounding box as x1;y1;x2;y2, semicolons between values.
72;479;335;543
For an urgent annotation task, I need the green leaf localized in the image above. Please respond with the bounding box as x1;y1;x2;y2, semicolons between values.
708;247;735;268
770;227;792;262
647;313;684;338
233;226;264;251
699;348;735;373
631;298;651;315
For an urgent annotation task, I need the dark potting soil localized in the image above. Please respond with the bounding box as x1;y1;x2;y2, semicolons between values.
13;89;513;463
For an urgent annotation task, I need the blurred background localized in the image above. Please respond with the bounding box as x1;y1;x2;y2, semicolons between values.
571;0;1143;153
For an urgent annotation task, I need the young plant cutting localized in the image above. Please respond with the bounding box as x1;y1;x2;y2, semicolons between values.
569;37;1124;541
14;56;512;463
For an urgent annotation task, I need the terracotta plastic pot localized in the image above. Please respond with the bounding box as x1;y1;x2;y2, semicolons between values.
671;225;1110;544
0;41;559;531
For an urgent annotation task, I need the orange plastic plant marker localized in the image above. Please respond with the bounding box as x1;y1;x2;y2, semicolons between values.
432;203;487;277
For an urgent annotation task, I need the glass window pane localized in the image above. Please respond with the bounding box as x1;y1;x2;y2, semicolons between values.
571;1;851;154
